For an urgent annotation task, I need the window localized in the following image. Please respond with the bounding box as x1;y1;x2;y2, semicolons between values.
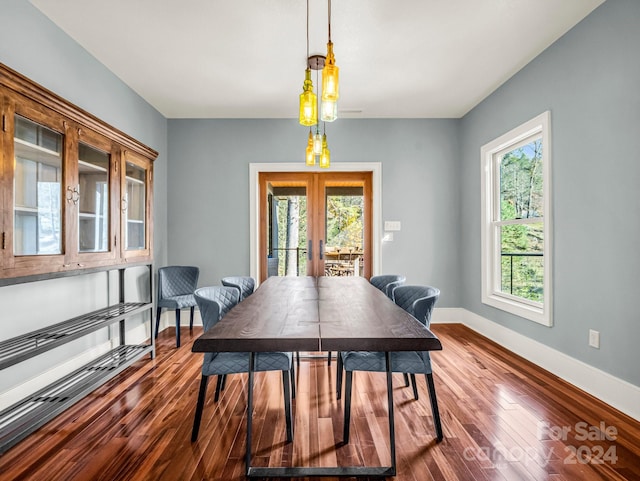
481;111;552;326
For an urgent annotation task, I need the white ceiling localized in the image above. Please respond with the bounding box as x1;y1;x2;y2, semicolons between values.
31;0;604;119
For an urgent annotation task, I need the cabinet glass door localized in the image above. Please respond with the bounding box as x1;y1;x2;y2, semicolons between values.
78;143;109;252
124;162;146;250
13;115;63;256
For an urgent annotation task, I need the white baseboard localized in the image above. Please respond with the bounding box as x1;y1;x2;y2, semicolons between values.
433;307;640;421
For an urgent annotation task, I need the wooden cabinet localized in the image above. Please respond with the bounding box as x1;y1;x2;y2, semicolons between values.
0;63;156;281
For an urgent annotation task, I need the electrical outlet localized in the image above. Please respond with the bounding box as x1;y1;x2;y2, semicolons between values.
589;329;600;349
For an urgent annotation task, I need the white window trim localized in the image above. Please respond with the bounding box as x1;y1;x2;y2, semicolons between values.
480;111;553;326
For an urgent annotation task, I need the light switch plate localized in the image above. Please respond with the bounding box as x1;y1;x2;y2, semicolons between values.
384;221;401;231
589;329;600;349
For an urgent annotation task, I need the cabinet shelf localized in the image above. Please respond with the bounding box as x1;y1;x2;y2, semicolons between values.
14;138;61;167
0;301;150;370
78;159;108;173
0;343;152;454
14;206;39;214
0;264;154;455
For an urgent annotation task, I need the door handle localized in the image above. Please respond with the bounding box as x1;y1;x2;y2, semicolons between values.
319;240;324;260
308;240;312;261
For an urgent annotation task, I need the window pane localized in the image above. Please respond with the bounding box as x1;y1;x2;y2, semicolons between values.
13;115;63;256
499;139;543;221
500;222;544;302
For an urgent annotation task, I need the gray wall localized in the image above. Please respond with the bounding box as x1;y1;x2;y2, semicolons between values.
0;0;168;399
167;118;461;307
460;0;640;386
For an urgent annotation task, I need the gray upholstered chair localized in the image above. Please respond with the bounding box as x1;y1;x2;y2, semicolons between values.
155;266;200;348
191;286;295;443
370;274;407;299
221;276;255;301
338;285;443;443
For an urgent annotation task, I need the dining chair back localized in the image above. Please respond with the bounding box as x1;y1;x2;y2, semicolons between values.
221;276;255;301
370;274;406;298
155;265;199;347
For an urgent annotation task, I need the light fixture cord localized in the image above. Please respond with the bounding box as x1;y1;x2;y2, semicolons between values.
328;0;332;42
306;0;310;61
316;67;320;131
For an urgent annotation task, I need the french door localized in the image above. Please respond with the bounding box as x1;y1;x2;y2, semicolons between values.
258;171;372;282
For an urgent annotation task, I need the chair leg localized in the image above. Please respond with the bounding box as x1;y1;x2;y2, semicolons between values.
327;351;332;365
290;360;296;399
175;309;181;348
191;375;209;442
282;370;294;443
336;352;343;400
403;372;410;387
296;351;300;367
411;373;419;400
343;370;353;443
425;373;443;442
155;307;162;339
214;375;224;402
189;306;195;330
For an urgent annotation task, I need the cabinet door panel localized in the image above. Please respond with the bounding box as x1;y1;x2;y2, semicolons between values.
3;94;68;275
121;150;152;261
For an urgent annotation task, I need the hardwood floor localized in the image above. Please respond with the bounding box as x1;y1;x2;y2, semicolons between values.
1;324;639;481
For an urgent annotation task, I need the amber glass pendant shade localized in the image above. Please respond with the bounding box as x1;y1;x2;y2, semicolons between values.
322;42;339;102
299;68;317;126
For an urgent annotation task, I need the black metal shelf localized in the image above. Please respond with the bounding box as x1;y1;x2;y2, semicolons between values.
0;264;154;455
0;302;150;370
0;344;152;454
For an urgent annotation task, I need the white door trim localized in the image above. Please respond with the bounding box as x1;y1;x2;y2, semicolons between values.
249;162;382;281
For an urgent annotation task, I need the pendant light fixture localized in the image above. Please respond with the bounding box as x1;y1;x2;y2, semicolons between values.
299;0;317;127
322;0;339;107
300;0;339;166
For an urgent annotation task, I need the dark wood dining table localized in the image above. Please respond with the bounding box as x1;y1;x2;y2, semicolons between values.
192;275;443;478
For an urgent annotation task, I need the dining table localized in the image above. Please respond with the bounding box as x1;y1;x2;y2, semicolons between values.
192;275;443;478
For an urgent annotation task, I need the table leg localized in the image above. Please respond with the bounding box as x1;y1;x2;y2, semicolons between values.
245;351;397;478
385;351;397;475
245;352;255;476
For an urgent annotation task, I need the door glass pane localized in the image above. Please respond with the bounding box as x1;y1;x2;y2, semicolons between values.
78;143;109;252
324;185;364;276
125;162;146;250
13;115;62;256
267;184;308;276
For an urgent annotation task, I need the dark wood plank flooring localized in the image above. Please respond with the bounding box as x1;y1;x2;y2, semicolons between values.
1;324;639;481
